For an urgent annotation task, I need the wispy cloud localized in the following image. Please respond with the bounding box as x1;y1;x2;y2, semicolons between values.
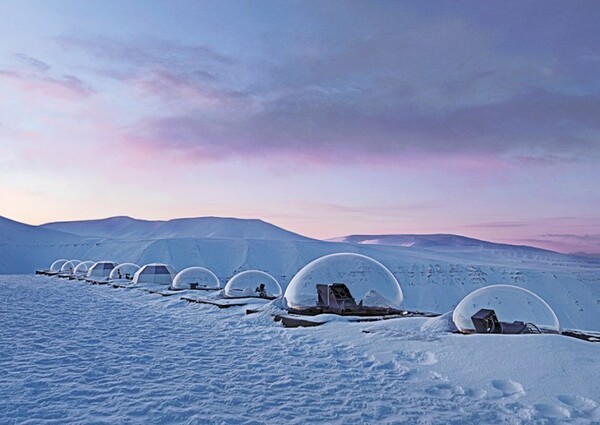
1;50;96;98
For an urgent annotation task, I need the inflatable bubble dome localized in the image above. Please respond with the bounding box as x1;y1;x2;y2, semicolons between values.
283;253;404;313
109;263;140;281
60;260;81;274
171;267;221;291
223;270;281;299
74;261;95;276
50;259;68;272
452;285;560;334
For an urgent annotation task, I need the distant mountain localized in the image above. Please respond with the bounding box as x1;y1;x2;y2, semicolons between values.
328;234;554;253
41;216;314;242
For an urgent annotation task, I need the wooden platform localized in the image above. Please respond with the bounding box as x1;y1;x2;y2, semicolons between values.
181;296;271;308
562;330;600;343
274;311;436;328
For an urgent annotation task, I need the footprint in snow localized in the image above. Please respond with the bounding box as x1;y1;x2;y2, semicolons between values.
464;388;487;399
558;395;600;419
491;379;525;397
534;403;571;420
394;350;438;365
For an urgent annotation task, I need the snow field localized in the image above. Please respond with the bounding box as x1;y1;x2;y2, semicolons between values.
0;275;598;424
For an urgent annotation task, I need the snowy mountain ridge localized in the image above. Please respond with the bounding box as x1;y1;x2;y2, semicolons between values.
329;233;558;254
41;215;313;241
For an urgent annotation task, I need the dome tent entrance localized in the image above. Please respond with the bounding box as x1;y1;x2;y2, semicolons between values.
171;267;221;291
283;253;404;316
223;270;281;299
452;285;561;335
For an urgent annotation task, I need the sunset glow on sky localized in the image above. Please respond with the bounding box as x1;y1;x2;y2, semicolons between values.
1;1;599;253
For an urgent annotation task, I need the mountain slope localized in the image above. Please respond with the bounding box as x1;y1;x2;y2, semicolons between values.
41;216;313;241
329;233;547;251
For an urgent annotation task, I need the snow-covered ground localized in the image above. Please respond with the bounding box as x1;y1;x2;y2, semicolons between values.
1;275;598;424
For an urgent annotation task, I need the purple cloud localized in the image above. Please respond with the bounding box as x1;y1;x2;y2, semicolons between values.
18;3;600;165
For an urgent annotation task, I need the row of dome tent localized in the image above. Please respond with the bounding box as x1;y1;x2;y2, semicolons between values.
36;254;598;342
36;260;283;302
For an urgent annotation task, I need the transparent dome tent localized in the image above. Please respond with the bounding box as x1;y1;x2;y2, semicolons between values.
223;270;281;299
283;253;404;315
109;263;140;281
74;261;95;278
132;263;177;286
48;259;68;275
171;267;221;291
452;285;560;335
86;261;117;282
59;260;81;275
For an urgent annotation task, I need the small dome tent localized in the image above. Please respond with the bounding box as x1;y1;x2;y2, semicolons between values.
109;263;140;281
283;253;404;315
223;270;281;299
452;285;560;335
171;267;221;291
74;261;95;278
48;259;68;275
60;260;81;275
132;263;177;286
86;261;117;282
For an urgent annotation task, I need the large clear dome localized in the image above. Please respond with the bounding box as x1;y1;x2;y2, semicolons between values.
452;285;560;334
109;263;140;281
223;270;281;299
171;267;221;291
74;261;95;277
283;253;403;313
132;263;177;286
50;259;68;272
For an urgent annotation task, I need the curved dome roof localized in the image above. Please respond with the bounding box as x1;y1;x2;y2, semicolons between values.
87;261;117;278
60;260;81;274
109;263;140;281
132;263;177;285
283;253;403;312
171;267;220;291
452;285;560;334
50;259;68;272
74;261;95;276
223;270;281;299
